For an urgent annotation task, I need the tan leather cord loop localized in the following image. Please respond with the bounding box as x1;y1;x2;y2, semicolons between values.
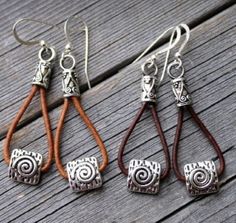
40;88;54;172
54;97;109;179
118;102;171;179
3;85;54;173
172;106;225;182
54;99;69;179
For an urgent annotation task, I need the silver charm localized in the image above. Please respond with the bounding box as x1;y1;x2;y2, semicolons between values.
32;46;56;89
184;160;219;196
8;149;43;185
60;54;80;97
171;77;191;107
141;58;158;103
127;159;161;194
167;58;192;107
67;157;102;192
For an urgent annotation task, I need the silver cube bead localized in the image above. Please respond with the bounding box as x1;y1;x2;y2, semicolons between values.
184;160;219;196
127;159;161;194
8;149;43;185
67;157;102;192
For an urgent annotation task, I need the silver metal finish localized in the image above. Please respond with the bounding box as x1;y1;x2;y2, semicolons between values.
8;149;43;185
32;47;56;89
167;58;192;107
60;54;80;97
12;18;57;46
184;160;219;196
127;159;161;194
141;58;158;103
62;15;91;89
67;157;102;192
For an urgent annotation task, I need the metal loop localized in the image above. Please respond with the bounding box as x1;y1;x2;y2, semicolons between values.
141;57;158;77
12;18;57;46
60;54;76;70
167;58;184;79
38;47;56;62
62;15;91;89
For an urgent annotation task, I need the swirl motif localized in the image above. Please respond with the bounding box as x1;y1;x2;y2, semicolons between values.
131;166;156;188
12;155;37;177
189;168;215;190
72;162;96;184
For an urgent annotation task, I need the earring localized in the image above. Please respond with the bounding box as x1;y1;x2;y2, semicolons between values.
54;15;109;193
117;26;181;194
3;18;57;185
167;24;225;196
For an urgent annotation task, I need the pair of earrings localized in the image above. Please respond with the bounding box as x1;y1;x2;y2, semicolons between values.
3;19;225;197
3;16;108;192
118;24;225;196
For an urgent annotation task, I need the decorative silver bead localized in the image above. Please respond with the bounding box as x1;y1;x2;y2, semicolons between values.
141;75;157;103
60;54;80;97
140;58;158;103
184;160;219;196
171;77;192;107
127;159;161;194
62;69;80;97
32;47;56;89
67;157;102;192
8;149;43;185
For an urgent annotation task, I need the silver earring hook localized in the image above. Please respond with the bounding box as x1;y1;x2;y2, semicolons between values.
173;23;190;58
133;25;182;87
12;18;57;47
167;23;190;79
63;15;91;89
132;26;181;64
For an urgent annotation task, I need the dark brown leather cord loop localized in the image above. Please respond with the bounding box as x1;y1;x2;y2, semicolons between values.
54;97;109;179
3;85;54;173
118;102;148;176
118;102;171;179
172;106;225;182
150;105;170;179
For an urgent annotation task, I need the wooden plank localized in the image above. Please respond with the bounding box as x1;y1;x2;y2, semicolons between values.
0;5;235;221
0;0;234;136
161;166;236;223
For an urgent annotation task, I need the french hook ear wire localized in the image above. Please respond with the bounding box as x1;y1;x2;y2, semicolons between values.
12;18;58;47
173;23;190;59
63;15;91;89
132;25;181;64
132;25;182;86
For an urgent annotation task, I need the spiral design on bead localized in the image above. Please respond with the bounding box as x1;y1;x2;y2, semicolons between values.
75;162;96;184
189;168;215;190
12;155;38;177
131;166;156;188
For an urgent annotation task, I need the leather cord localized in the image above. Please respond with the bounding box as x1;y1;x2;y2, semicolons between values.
172;106;225;182
3;85;54;173
118;102;171;179
54;97;109;179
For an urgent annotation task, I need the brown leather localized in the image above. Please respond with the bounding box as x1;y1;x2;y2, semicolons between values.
172;106;225;182
54;97;109;179
3;85;54;173
118;102;171;179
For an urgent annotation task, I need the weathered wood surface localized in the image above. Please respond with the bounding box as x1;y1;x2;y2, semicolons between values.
0;0;235;222
0;0;234;136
